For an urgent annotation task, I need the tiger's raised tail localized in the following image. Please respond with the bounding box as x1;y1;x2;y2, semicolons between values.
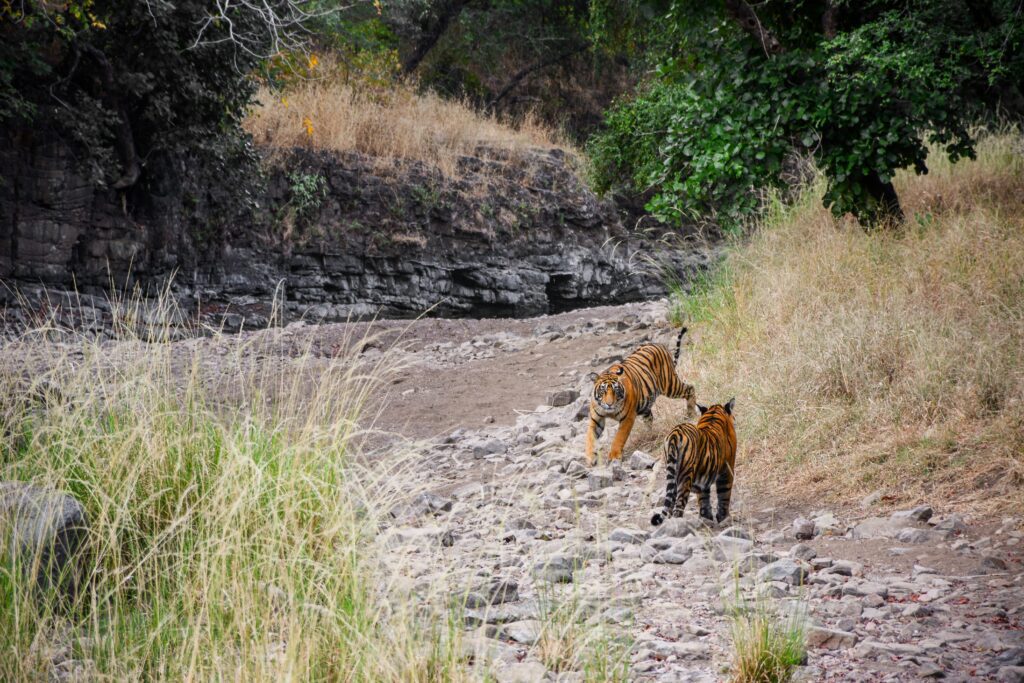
673;326;688;364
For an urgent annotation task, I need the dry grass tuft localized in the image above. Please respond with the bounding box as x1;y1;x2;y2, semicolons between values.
664;129;1024;513
0;297;472;681
244;64;575;177
728;602;806;683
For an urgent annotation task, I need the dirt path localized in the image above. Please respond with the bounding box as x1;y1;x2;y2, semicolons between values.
347;300;1024;682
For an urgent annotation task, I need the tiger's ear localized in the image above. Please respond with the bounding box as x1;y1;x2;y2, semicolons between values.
725;398;735;415
586;372;599;383
698;404;708;415
614;366;625;375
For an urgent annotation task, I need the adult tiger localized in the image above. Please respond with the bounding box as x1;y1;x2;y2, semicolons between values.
584;327;696;466
651;399;736;526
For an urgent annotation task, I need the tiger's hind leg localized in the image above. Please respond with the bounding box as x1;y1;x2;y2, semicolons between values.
715;467;734;523
695;482;714;521
671;479;692;519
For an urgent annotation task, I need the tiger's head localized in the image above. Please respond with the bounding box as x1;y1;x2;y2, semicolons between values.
588;364;627;413
696;398;735;421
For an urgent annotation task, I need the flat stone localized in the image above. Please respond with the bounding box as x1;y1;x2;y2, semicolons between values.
494;661;548;683
504;518;536;531
679;556;719;575
713;536;754;562
862;593;886;608
628;450;656;470
564;461;589;479
997;666;1024;683
896;527;935;544
471;438;507;457
851;516;896;539
902;603;931;617
645;639;711;660
587;468;613;491
653;546;693;564
718;526;753;540
757;559;806;586
461;630;521;666
860;489;884;509
464;602;540;627
806;625;858;649
792;517;816;540
650;517;697;538
501;619;542;645
812;511;843;534
789;543;817;562
982;555;1009;571
856;640;924;657
934;514;968;534
609;527;649;545
532;555;583;583
892;505;934;523
842;581;889;598
413;491;453;513
824;560;864;577
546;389;580;407
471;579;519;607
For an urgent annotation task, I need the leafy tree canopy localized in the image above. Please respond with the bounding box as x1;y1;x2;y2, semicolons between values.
587;0;1024;226
0;0;325;200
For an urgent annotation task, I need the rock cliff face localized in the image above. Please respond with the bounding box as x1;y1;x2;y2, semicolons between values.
0;134;713;330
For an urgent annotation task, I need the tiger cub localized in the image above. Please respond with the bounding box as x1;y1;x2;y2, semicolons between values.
651;399;736;526
585;327;697;466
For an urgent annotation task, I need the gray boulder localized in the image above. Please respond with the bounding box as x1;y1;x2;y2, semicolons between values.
546;389;580;408
651;517;697;539
892;505;933;523
0;482;89;599
628;450;657;470
757;559;807;586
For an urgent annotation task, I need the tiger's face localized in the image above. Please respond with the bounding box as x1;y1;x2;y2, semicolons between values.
590;365;627;413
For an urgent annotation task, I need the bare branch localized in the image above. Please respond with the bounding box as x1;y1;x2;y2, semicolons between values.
190;0;355;61
486;42;588;112
722;0;784;56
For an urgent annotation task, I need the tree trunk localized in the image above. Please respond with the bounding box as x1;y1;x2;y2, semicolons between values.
863;171;904;226
486;43;588;112
401;0;473;75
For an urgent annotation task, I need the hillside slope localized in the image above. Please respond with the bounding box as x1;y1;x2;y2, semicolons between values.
663;131;1024;512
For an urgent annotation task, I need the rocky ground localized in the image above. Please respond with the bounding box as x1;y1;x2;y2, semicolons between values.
357;301;1024;682
4;299;1023;681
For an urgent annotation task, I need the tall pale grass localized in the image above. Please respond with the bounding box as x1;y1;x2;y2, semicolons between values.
663;130;1024;511
244;76;573;177
0;298;469;681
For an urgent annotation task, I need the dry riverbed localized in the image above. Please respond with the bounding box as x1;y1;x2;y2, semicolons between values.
4;300;1023;682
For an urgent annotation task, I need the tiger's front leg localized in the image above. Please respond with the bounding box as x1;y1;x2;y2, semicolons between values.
607;412;636;461
584;409;605;466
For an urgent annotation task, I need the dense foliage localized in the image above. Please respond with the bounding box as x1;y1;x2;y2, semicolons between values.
588;0;1024;226
0;0;321;225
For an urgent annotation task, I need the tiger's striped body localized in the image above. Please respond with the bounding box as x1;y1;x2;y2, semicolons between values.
651;399;736;526
584;327;696;465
